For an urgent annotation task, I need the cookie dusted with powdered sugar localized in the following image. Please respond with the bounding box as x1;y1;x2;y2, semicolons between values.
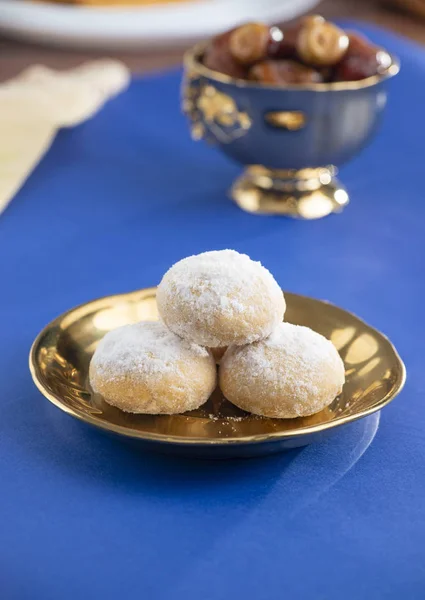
219;322;345;418
89;321;216;414
157;250;285;348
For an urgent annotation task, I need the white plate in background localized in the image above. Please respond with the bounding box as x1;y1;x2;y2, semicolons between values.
0;0;319;50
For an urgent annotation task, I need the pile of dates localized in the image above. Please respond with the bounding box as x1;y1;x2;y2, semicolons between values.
203;15;392;85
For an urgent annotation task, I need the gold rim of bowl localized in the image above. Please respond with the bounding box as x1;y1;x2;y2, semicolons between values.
29;288;406;447
184;42;400;92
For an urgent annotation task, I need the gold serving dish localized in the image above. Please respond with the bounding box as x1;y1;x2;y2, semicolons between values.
29;288;405;458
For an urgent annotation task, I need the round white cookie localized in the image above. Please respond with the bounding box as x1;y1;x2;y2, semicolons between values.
90;321;216;414
220;322;345;418
157;249;285;348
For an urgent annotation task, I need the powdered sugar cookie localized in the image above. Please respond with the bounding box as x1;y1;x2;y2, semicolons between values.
157;250;285;348
90;321;216;414
220;322;345;418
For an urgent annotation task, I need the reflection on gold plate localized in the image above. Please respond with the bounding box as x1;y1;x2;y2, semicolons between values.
29;288;405;458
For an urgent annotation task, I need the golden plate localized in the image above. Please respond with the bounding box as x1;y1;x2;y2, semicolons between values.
29;288;405;458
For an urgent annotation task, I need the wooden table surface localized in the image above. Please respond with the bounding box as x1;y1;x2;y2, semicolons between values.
0;0;423;81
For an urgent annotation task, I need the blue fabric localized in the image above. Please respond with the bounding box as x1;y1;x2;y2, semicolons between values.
1;24;424;600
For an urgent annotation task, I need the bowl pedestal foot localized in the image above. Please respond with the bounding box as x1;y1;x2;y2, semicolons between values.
231;165;349;219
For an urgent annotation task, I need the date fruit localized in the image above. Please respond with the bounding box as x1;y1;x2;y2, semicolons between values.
229;23;272;64
203;30;248;79
333;32;392;81
297;18;349;66
249;60;323;85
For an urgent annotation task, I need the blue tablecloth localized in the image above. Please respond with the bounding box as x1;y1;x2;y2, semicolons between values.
1;24;424;600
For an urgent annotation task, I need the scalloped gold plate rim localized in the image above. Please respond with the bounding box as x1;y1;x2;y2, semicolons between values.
29;288;406;447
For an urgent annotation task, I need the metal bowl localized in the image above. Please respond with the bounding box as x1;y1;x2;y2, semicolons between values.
29;288;405;459
182;44;399;219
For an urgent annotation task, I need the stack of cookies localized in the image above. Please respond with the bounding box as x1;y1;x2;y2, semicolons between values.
90;250;345;419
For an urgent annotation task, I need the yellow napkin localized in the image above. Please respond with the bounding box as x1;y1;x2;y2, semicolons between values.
0;60;130;216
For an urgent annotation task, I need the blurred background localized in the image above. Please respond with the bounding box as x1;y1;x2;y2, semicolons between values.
0;0;423;82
